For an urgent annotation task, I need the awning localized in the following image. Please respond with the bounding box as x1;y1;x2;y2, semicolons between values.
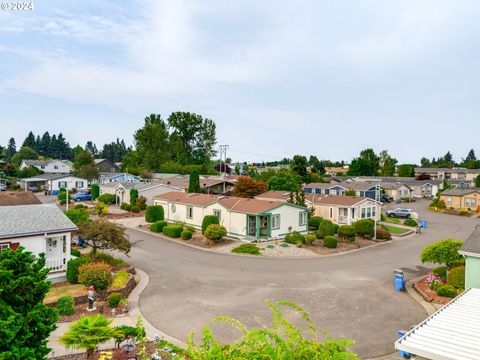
395;288;480;360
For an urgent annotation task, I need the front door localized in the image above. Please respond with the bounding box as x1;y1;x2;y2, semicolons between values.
248;216;257;236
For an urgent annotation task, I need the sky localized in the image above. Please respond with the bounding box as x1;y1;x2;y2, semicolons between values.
1;0;479;164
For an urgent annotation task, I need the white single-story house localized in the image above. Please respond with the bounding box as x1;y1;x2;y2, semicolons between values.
308;195;381;225
98;172;141;185
154;192;309;241
0;204;77;279
20;173;89;194
100;181;183;205
20;159;72;174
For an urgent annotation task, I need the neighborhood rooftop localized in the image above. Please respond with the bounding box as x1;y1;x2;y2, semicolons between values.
22;159;70;166
460;226;480;256
0;191;42;206
310;195;372;206
0;204;77;239
439;187;480;196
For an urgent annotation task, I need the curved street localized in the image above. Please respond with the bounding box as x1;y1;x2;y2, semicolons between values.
124;200;477;358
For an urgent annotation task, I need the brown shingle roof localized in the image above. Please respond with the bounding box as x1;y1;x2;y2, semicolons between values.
255;190;291;201
0;191;42;206
311;195;370;206
154;192;218;206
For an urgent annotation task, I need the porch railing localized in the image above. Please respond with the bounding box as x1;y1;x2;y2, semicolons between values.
46;256;67;272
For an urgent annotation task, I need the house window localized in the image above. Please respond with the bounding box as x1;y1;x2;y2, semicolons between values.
41;165;45;169
58;181;67;189
446;197;452;205
75;181;84;188
171;204;176;213
329;207;333;218
213;209;221;221
0;243;9;252
54;165;58;170
299;212;307;226
272;214;280;229
361;208;366;218
187;206;193;219
465;197;477;207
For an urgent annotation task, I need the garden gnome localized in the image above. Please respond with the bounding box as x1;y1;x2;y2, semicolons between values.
87;285;96;311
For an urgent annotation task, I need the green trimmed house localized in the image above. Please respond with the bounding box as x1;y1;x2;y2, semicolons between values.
459;226;480;289
153;192;309;241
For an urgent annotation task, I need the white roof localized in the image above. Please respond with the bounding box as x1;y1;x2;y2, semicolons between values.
395;288;480;360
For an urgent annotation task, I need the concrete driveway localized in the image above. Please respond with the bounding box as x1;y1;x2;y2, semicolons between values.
123;200;476;358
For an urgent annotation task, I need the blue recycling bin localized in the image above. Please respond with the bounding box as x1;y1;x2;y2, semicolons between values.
77;236;85;247
421;220;427;229
396;330;412;359
394;269;405;291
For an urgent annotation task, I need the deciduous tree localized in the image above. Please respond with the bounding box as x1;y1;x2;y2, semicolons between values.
231;176;267;198
379;150;397;176
421;239;464;269
11;146;38;167
268;169;301;192
290;155;308;182
397;164;415;177
134;114;171;171
348;148;380;176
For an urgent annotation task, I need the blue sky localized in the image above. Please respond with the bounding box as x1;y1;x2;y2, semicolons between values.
1;0;479;164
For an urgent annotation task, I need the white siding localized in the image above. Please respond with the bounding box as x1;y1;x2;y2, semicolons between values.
49;176;88;191
270;204;308;239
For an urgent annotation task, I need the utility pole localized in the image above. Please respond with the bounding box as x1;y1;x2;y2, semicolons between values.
218;145;229;179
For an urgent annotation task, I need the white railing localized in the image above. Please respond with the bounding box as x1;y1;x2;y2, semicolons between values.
46;256;67;272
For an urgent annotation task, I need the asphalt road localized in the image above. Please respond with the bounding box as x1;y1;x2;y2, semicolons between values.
121;200;477;358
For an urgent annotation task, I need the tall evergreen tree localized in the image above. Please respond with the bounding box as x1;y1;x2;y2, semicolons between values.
188;169;201;193
290;155;308;183
22;131;37;151
85;141;98;157
100;138;129;163
134;114;171;171
5;137;16;162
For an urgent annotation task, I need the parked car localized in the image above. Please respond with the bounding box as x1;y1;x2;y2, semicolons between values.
0;184;7;191
381;194;393;203
71;192;92;201
28;185;39;192
386;208;413;218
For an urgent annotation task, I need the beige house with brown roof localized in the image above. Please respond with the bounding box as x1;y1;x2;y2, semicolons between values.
154;192;308;241
439;188;480;211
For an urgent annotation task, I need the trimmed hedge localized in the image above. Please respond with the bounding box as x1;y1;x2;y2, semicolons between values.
163;225;183;238
204;224;227;242
78;261;113;291
285;231;305;245
66;257;91;284
57;296;75;316
150;220;168;233
202;215;220;234
308;216;323;229
337;225;355;242
317;220;337;238
323;236;337;249
404;219;418;227
97;193;116;205
120;203;131;211
447;266;465;289
107;292;122;308
145;205;164;223
353;219;374;238
181;230;192;240
437;284;457;298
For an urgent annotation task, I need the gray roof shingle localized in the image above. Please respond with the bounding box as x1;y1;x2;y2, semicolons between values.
460;226;480;256
440;188;480;196
0;204;77;239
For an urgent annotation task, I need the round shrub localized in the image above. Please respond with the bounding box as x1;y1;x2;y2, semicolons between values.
202;215;220;234
437;284;457;298
353;219;374;238
95;201;108;217
232;243;260;255
181;230;192;240
447;266;465;289
70;248;82;257
163;224;183;238
323;236;337;249
317;220;336;238
304;234;316;245
78;261;113;291
145;205;164;223
432;266;447;280
308;216;322;229
57;296;75;316
130;205;140;213
376;227;392;240
150;220;167;233
120;203;131;211
66;256;91;284
285;231;305;245
136;196;147;210
337;225;355;242
314;230;322;239
185;225;196;233
107;292;122;308
404;219;418;227
204;224;227;242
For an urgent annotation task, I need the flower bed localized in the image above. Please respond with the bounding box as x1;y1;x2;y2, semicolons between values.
414;276;454;305
57;300;129;323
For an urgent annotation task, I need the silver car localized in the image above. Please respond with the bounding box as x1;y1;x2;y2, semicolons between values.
386;208;413;219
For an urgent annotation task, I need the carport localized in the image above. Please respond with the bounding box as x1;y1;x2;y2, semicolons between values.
395;287;480;359
20;175;48;191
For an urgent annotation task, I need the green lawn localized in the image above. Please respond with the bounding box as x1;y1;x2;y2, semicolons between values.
44;283;86;304
382;225;409;234
383;217;402;224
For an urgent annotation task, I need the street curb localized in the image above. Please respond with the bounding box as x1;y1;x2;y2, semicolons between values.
405;275;442;316
129;268;186;347
128;226;421;260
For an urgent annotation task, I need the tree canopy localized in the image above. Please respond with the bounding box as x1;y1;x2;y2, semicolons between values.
11;146;38;167
268;169;301;192
420;239;464;269
348;148;380;176
231;176;267;198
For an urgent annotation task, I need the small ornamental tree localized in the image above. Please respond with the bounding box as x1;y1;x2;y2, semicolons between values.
204;224;227;242
231;176;267;198
95;201;108;217
188;169;201;193
77;220;131;260
420;239;464;269
145;205;164;223
202;215;220;234
129;188;139;206
91;183;100;200
0;248;59;359
78;261;113;291
60;314;118;359
353;219;374;238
